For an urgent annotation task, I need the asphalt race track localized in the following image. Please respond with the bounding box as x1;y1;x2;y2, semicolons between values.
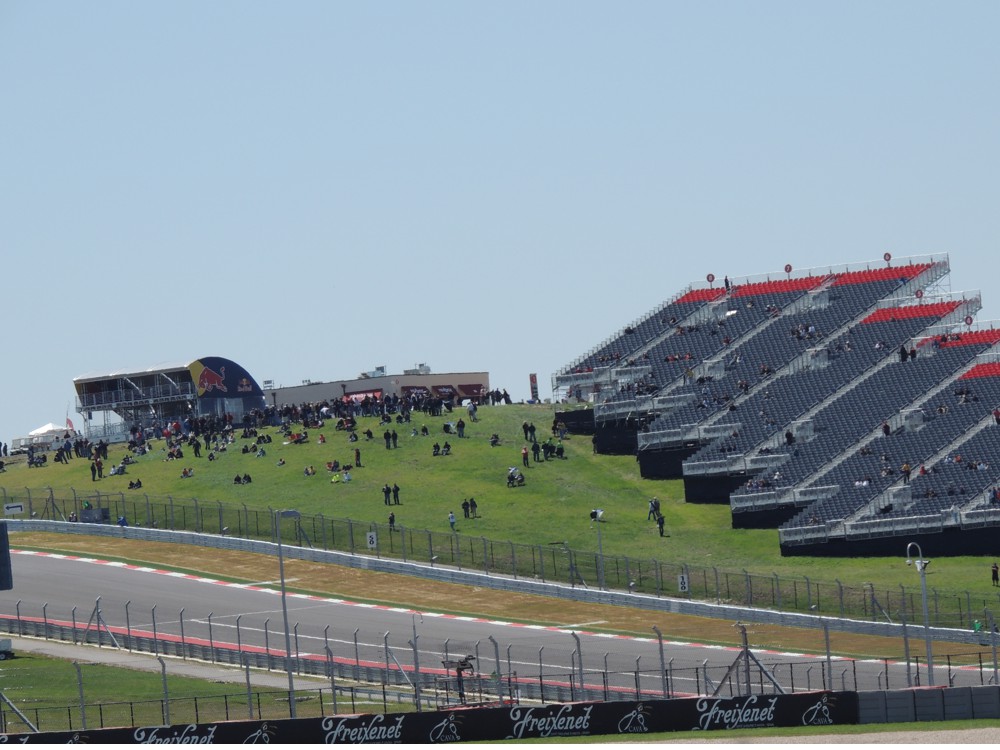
0;551;946;695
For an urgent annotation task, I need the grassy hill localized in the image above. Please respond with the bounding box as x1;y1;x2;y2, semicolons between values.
1;403;996;605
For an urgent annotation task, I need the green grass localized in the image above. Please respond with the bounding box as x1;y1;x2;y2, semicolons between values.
0;652;309;731
3;403;997;609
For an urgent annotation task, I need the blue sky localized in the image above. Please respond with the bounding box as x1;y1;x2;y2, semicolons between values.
1;2;998;441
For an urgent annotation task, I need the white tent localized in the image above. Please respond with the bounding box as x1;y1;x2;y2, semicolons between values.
28;423;68;436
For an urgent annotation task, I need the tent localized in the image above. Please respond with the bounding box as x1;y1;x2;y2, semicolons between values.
28;423;71;437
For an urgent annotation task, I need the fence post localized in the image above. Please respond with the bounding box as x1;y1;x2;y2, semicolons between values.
264;618;271;669
353;628;361;680
157;656;170;726
243;652;254;719
538;647;545;704
179;608;186;659
74;661;86;730
208;613;215;663
652;626;667;698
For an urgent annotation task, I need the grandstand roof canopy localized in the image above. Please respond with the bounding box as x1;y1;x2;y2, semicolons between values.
73;360;197;384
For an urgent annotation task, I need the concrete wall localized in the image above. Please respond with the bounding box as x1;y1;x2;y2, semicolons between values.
859;685;1000;723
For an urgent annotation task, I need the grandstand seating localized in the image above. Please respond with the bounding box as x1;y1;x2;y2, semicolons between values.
728;329;1000;505
678;302;965;472
633;268;937;439
778;365;1000;546
553;286;725;383
551;255;1000;556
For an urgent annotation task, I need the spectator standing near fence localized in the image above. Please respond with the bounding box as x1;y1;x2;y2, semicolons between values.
449;511;457;531
992;562;999;587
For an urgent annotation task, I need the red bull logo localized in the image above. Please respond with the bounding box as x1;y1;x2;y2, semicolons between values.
198;366;227;394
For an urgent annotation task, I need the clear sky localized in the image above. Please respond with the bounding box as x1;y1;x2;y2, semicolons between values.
1;2;998;442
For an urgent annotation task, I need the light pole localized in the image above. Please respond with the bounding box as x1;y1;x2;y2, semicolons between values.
906;542;935;686
275;509;301;717
590;509;605;590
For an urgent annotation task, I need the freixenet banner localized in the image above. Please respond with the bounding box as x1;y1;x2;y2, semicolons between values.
6;692;858;743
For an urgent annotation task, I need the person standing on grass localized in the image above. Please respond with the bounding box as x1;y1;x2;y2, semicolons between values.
657;514;667;537
992;562;999;587
449;511;457;531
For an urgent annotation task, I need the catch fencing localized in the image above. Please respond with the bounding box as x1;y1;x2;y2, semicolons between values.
7;486;1000;630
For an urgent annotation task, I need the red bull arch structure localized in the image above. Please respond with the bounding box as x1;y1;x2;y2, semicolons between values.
73;357;267;440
